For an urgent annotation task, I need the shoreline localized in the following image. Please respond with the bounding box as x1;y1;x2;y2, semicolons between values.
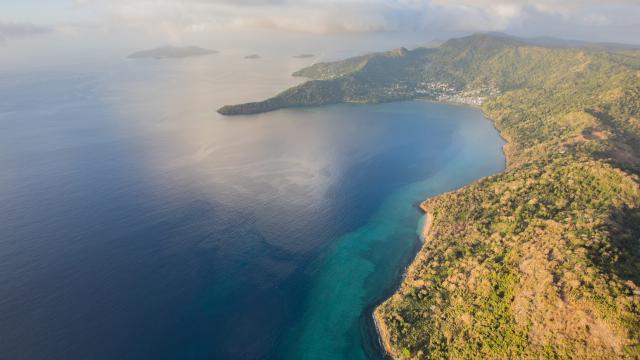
373;206;435;359
372;104;508;360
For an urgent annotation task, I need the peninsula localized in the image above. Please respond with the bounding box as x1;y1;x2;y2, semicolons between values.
220;33;640;358
128;45;218;59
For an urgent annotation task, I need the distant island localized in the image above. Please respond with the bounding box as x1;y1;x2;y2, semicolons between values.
218;33;640;359
293;54;315;59
128;46;218;59
244;54;261;59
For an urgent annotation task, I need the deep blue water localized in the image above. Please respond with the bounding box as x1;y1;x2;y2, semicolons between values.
0;57;504;359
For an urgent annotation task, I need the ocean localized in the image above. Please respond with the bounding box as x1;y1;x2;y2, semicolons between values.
0;54;504;359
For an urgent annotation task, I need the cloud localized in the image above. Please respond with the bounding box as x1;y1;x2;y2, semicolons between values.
66;0;640;42
0;21;53;38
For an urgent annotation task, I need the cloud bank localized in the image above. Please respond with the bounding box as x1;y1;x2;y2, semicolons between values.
0;0;608;45
44;0;640;43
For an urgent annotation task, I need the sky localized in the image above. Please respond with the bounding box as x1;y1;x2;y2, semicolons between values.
1;0;640;57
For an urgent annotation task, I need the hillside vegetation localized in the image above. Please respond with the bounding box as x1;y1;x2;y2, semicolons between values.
221;33;640;358
373;35;640;359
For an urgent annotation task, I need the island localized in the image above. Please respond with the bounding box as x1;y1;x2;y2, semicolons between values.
244;54;261;59
127;46;218;59
293;54;315;59
219;33;640;358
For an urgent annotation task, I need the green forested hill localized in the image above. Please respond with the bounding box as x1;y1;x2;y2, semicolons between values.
217;33;640;115
221;33;640;358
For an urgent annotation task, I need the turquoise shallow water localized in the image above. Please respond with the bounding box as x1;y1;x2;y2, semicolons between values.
0;57;504;359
